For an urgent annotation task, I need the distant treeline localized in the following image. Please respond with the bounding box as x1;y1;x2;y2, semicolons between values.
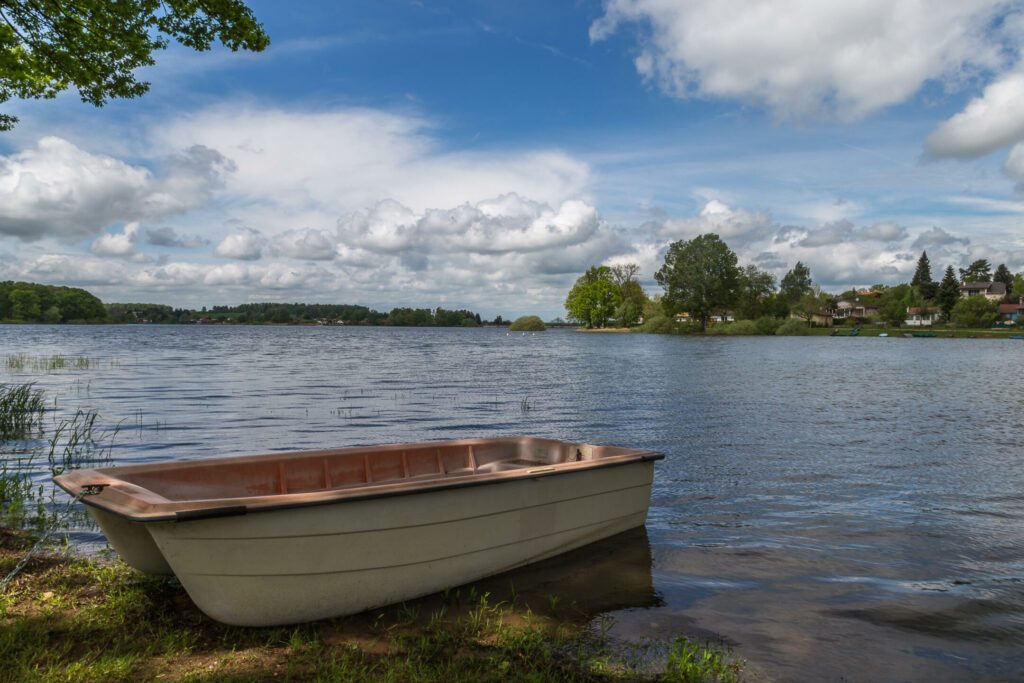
106;302;488;326
0;281;106;323
0;281;495;327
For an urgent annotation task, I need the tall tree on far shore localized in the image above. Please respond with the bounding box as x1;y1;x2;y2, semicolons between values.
734;264;777;319
655;233;740;331
911;251;937;300
937;265;961;320
959;259;992;283
564;266;620;328
994;263;1014;298
610;263;647;326
0;1;270;130
780;261;813;304
609;263;640;288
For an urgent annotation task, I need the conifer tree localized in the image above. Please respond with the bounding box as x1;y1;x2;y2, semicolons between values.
937;265;960;321
994;263;1014;298
911;251;937;300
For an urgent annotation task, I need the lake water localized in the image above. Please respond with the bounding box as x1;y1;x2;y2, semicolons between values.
2;325;1023;682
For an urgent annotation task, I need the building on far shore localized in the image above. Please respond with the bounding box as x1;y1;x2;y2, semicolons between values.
998;299;1024;325
789;309;834;327
673;310;735;324
905;307;941;327
834;297;880;322
960;281;1006;302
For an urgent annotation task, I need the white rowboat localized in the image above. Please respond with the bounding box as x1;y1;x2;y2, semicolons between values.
55;436;663;626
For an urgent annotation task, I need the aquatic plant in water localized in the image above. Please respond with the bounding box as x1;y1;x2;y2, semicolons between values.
0;387;117;534
0;383;46;440
4;354;95;373
47;409;119;476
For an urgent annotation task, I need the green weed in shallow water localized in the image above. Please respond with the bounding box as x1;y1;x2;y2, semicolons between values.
0;384;45;440
47;409;119;476
664;636;742;683
1;394;117;535
4;354;99;373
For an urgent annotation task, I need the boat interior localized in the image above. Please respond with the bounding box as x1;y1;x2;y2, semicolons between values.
114;438;642;502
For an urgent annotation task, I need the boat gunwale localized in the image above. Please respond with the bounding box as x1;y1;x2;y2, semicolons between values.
54;437;663;523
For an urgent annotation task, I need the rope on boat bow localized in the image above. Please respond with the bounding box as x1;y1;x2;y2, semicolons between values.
0;485;105;593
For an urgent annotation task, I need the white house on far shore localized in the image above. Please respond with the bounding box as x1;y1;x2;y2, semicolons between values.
904;307;941;327
960;281;1006;301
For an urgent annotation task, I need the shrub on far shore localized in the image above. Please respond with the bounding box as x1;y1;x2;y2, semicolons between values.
774;318;810;336
754;316;784;335
707;320;758;335
950;296;998;329
722;320;759;335
509;315;546;331
634;314;677;334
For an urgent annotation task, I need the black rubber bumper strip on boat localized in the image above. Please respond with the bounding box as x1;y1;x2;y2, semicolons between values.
174;506;249;522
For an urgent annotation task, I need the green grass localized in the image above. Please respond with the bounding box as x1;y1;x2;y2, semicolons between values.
0;531;742;683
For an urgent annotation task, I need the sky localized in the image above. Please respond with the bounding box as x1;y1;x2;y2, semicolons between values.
2;0;1024;319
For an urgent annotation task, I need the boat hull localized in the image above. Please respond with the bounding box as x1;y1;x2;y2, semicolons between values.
88;459;655;626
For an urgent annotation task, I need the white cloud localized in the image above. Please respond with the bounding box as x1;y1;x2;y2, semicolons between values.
795;219;907;247
333;194;604;259
270;228;337;260
591;0;1011;120
0;192;622;313
146;226;210;248
156;106;591;232
0;137;152;240
5;253;128;286
336;200;421;254
859;222;908;242
927;71;1024;158
91;222;141;258
0;137;233;241
911;226;970;250
660;200;774;246
1004;142;1024;191
214;227;266;260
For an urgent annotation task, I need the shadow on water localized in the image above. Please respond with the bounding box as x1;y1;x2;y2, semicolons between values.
466;526;661;620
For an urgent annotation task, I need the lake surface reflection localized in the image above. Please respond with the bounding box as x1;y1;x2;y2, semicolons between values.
2;325;1023;681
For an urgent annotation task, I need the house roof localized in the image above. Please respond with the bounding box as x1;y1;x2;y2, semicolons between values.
906;307;938;315
998;302;1024;313
960;281;1006;295
837;300;879;311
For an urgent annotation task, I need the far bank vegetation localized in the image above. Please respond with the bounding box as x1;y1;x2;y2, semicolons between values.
563;234;1023;335
508;315;546;332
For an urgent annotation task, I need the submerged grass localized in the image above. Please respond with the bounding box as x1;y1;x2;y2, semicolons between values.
5;354;103;373
0;531;743;682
